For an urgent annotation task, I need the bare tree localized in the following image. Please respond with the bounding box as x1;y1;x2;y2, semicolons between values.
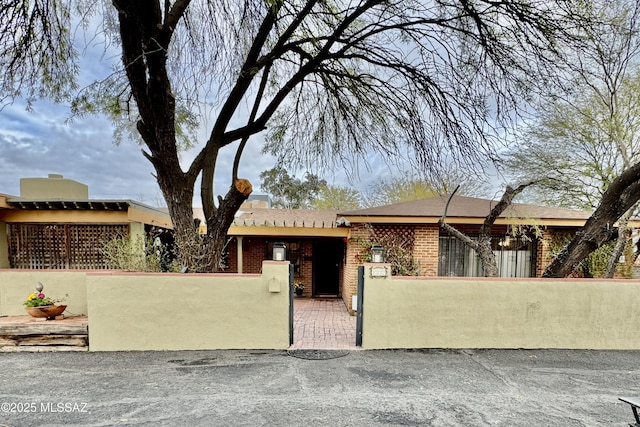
1;0;586;271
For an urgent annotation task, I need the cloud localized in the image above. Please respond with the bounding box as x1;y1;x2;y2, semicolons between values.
0;99;285;207
0;100;161;202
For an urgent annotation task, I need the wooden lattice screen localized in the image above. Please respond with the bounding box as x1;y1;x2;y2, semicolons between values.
8;224;129;269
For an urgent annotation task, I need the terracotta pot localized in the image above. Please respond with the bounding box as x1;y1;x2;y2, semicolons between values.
25;305;67;318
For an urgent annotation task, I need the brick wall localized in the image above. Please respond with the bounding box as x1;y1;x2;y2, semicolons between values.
226;238;238;272
296;239;313;297
225;237;315;295
222;237;257;274
535;229;553;277
342;223;370;311
413;224;440;276
342;223;431;309
239;237;267;274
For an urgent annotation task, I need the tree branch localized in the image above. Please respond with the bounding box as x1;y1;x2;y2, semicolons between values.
480;181;536;236
544;161;640;277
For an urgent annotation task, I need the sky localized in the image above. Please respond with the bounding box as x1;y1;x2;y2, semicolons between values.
0;99;161;203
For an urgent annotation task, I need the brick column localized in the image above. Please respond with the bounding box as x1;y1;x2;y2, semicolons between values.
413;224;440;276
342;224;370;312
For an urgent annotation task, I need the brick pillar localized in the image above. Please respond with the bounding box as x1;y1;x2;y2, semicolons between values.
342;224;370;312
297;239;313;297
414;224;440;276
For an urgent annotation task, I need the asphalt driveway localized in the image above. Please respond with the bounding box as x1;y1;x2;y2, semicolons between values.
0;349;639;426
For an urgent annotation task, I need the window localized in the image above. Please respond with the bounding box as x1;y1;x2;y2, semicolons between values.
438;235;535;277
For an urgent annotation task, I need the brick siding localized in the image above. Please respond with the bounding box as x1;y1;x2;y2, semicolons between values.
413;224;440;276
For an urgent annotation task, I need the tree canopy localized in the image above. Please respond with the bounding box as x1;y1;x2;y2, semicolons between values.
312;185;362;210
0;0;594;271
259;166;326;209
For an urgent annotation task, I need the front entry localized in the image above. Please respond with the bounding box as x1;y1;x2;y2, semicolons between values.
313;239;343;296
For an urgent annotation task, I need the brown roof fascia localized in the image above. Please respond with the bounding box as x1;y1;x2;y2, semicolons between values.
340;215;590;227
338;194;596;227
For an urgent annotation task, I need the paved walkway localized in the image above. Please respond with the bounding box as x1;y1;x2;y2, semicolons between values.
290;297;357;350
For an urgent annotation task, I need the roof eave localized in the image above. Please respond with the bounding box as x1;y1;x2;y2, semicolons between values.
341;215;591;227
228;225;348;237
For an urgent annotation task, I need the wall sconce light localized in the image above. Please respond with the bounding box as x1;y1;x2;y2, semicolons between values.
273;242;286;261
371;245;384;263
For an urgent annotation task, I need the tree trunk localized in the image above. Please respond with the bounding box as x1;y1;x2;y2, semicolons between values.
476;237;499;277
157;175;202;271
203;179;253;272
112;1;253;273
158;179;252;273
603;212;632;278
543;161;640;277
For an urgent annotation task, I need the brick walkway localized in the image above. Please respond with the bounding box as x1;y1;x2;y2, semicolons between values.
290;298;357;350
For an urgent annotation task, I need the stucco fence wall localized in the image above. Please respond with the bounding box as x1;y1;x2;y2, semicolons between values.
0;270;88;316
0;262;291;351
360;264;640;350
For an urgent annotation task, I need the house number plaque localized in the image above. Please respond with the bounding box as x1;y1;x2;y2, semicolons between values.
370;266;388;278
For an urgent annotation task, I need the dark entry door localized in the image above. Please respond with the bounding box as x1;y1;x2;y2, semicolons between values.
313;239;343;296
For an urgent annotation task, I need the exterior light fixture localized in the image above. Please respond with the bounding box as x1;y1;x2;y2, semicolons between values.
273;242;286;261
371;245;384;263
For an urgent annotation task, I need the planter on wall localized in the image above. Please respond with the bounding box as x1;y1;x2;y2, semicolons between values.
25;305;67;319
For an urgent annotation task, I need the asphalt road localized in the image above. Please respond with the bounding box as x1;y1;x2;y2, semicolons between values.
0;348;639;426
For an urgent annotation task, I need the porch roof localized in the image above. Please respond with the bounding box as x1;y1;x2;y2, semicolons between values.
226;208;349;237
2;197;172;229
339;194;597;227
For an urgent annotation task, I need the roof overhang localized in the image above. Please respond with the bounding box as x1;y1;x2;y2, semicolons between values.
340;215;594;227
228;225;348;238
2;198;172;229
0;194;11;209
7;199;130;210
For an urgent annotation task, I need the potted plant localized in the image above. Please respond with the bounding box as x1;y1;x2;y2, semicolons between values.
23;282;66;319
294;281;305;296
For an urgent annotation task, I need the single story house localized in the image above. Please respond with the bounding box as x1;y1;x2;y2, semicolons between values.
4;176;634;313
0;174;172;269
219;194;637;311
